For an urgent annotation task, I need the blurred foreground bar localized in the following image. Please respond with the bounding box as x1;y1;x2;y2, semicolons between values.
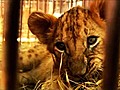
103;0;120;90
3;0;20;90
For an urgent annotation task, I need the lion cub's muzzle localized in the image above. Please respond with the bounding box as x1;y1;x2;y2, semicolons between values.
67;55;87;76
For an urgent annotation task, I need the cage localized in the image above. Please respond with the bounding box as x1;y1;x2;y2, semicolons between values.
0;0;120;90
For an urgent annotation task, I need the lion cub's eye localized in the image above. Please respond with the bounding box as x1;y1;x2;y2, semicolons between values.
55;42;66;51
87;36;98;46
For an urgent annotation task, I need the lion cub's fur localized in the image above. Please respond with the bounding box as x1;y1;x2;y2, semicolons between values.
18;0;106;89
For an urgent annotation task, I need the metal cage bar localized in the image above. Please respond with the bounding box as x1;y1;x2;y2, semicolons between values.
3;0;20;90
19;0;23;44
103;0;120;90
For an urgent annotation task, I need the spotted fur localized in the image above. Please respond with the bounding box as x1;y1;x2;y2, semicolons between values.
18;44;54;89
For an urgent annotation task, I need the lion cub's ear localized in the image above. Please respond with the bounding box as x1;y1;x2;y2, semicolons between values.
89;0;106;28
28;12;57;44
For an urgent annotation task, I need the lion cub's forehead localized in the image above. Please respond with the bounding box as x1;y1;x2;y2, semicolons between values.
54;6;104;42
54;6;87;41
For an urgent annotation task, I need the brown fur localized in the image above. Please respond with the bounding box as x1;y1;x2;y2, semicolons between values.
18;0;106;89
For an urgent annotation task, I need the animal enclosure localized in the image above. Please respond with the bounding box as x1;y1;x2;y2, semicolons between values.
0;0;120;90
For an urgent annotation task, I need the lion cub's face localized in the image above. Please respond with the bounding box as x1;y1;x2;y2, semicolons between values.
28;1;106;82
50;6;105;81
